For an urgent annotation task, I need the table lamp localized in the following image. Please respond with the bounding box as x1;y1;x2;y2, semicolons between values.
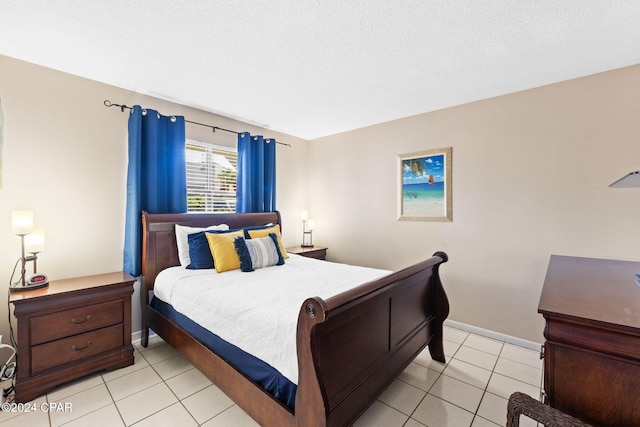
301;210;315;248
610;170;640;188
11;211;49;291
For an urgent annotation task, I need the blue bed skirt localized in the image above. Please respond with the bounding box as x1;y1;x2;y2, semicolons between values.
150;297;297;409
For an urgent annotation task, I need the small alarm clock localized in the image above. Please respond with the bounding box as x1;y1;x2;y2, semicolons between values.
27;273;49;288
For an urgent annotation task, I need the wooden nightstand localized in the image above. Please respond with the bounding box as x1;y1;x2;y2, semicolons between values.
10;271;135;403
286;245;328;260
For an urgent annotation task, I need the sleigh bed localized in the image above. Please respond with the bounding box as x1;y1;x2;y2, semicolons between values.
140;210;449;427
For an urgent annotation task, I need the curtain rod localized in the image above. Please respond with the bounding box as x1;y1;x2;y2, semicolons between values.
103;100;291;147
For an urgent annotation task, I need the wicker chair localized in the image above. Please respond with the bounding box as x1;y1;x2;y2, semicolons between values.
507;392;593;427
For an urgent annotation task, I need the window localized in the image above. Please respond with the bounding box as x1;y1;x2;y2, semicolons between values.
186;140;237;212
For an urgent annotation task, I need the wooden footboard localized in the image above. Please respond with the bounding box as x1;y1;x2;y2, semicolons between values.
295;252;448;427
140;211;448;427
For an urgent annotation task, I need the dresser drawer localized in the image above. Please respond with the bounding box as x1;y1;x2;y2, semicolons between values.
30;299;123;345
30;324;124;374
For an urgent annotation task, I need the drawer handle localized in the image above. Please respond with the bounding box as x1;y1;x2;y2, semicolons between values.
71;341;92;352
70;315;92;326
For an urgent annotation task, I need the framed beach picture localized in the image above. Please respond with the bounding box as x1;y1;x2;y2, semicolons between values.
397;147;452;221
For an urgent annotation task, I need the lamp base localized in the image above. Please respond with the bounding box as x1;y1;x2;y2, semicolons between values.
10;278;49;293
301;244;315;248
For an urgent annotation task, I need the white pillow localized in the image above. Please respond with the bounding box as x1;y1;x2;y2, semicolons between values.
175;223;229;266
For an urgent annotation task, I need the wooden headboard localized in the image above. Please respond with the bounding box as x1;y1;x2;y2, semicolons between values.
141;210;282;290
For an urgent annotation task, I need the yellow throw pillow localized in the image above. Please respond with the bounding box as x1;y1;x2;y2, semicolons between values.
205;230;245;272
247;226;289;258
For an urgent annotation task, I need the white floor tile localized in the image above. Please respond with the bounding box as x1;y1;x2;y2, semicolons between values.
404;419;428;427
180;384;234;425
443;339;462;358
137;343;181;365
494;357;542;387
59;403;124;427
444;326;469;344
164;367;212;400
201;405;259;427
471;415;501;426
0;395;49;426
131;402;198;427
115;382;178;425
442;359;492;389
151;355;194;380
476;392;507;425
414;347;448;373
101;350;149;382
500;344;542;368
429;375;484;413
49;384;113;427
106;366;163;402
353;401;408;427
412;394;475;427
397;362;440;392
486;373;540;400
47;373;104;402
454;346;499;371
378;379;426;416
464;334;504;356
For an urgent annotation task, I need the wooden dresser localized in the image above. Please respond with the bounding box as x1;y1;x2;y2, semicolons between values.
10;272;135;403
538;255;640;426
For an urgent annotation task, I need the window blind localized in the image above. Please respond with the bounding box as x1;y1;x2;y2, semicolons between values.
186;140;237;212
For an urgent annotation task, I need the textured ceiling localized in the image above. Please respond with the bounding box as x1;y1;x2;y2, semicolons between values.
1;1;639;140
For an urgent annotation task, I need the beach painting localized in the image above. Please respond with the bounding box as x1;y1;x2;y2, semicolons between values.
398;147;452;221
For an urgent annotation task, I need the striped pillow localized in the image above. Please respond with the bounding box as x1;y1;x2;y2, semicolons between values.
234;233;285;272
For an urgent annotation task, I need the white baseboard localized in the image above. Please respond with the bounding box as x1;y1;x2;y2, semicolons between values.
444;319;542;351
131;330;142;347
131;330;159;348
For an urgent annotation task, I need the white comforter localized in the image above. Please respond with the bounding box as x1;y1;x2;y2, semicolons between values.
154;254;390;384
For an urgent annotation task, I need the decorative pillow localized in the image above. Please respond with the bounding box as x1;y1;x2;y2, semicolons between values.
205;230;245;273
175;223;229;266
234;233;285;272
246;225;289;259
240;223;274;235
186;229;239;270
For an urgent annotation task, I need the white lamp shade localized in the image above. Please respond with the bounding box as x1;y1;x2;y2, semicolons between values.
12;210;34;235
301;210;309;220
610;171;640;188
307;220;315;231
25;229;45;253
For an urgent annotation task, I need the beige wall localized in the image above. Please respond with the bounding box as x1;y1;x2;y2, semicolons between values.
308;65;640;342
0;55;309;339
2;54;638;345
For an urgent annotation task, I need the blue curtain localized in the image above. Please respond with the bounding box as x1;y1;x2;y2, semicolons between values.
123;106;187;276
236;133;276;212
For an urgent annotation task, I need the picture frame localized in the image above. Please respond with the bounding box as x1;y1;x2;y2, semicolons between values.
397;147;452;221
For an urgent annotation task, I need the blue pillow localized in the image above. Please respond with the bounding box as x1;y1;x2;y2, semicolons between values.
233;233;285;272
186;229;240;270
241;224;274;238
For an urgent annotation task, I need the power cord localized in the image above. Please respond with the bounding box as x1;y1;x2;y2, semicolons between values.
3;259;22;402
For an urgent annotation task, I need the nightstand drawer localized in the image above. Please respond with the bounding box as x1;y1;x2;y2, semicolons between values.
30;324;124;374
30;299;124;345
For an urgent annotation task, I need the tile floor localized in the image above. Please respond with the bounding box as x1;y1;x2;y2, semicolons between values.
0;326;542;427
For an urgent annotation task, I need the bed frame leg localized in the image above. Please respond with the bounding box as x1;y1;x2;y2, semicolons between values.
428;323;446;363
140;280;149;348
141;325;149;347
